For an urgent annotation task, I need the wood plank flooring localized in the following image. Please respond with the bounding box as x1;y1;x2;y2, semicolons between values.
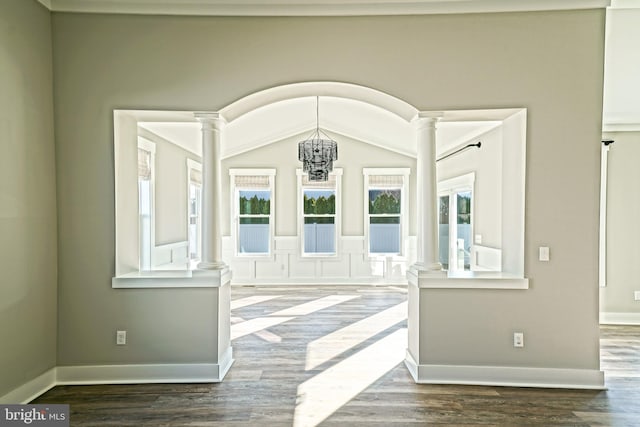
33;286;640;426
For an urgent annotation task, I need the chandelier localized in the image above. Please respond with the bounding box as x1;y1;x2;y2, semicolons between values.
298;96;338;181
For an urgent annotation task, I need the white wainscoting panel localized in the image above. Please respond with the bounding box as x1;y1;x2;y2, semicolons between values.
223;235;416;284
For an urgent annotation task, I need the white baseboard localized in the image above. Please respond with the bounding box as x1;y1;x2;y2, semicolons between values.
56;361;231;385
217;347;234;381
404;351;605;389
0;368;56;404
0;355;235;404
600;312;640;325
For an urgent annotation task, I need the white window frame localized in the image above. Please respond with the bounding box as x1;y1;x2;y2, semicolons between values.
137;137;156;271
363;168;410;258
297;168;343;258
438;172;475;272
186;159;202;267
229;168;276;258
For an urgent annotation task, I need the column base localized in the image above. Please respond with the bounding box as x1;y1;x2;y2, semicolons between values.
197;260;228;270
410;262;446;275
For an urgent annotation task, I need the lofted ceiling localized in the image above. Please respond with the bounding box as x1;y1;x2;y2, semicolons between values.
137;96;510;160
37;0;610;16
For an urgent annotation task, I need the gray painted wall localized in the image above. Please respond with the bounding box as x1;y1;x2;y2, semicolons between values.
50;10;605;371
600;132;640;316
0;0;57;398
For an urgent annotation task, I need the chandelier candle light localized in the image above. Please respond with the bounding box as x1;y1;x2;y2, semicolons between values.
298;96;338;181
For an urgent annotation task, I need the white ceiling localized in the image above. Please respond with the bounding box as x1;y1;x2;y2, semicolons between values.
38;0;610;16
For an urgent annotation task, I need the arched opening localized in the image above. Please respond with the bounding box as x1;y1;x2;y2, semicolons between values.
112;82;526;282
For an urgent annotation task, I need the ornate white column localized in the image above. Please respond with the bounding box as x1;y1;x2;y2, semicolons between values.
413;112;443;271
195;112;227;270
405;112;444;384
192;112;234;382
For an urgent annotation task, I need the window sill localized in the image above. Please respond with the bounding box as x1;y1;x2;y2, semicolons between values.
112;268;231;289
407;268;529;290
300;253;339;259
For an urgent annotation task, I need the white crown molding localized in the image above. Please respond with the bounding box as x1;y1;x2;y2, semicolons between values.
610;0;640;9
37;0;52;9
41;0;610;16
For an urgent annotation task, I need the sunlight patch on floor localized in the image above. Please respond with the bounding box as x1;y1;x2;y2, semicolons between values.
231;295;283;310
231;316;294;340
231;295;359;341
305;301;407;370
294;328;408;427
269;295;359;317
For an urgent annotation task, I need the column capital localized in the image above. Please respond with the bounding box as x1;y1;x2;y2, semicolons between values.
194;112;226;130
413;111;444;129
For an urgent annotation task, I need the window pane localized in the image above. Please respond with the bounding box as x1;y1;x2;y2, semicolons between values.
457;191;471;224
439;195;450;269
457;191;472;269
239;220;270;254
304;190;335;215
369;189;401;214
304;218;335;253
239;190;270;215
369;221;400;253
138;179;152;270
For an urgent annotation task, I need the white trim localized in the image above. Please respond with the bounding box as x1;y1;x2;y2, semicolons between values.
404;353;605;389
138;137;156;271
363;168;410;258
224;82;417;123
0;368;56;404
407;268;529;289
187;159;203;264
44;0;611;17
438;172;476;272
600;312;640;325
297;168;343;258
229;168;277;258
57;361;233;385
439;172;475;193
112;267;232;288
599;143;610;287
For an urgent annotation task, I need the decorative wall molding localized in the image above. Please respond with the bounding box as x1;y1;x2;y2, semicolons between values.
404;352;605;390
226;235;416;285
38;0;610;17
600;312;640;325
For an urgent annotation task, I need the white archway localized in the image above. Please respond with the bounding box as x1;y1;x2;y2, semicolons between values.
221;81;418;123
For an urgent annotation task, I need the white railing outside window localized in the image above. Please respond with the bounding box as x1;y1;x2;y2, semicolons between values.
363;168;409;257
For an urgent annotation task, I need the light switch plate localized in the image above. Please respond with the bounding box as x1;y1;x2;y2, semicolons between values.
539;246;550;262
635;291;640;301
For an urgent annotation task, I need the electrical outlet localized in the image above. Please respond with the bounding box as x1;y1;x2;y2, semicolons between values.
475;234;482;244
539;247;550;262
513;332;524;348
635;291;640;301
116;330;127;345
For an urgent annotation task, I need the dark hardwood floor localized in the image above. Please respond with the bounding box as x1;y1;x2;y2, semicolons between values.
34;286;640;426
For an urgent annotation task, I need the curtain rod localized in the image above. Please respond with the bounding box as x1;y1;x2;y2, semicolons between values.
436;142;481;162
